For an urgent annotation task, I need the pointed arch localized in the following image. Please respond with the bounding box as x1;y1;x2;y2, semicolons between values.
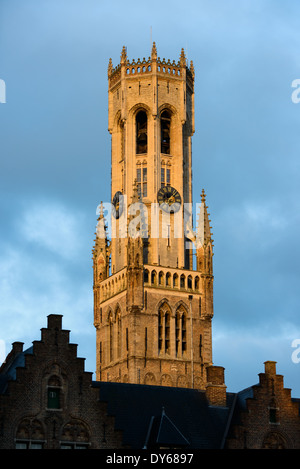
157;300;172;355
262;432;288;449
175;303;188;356
160;109;171;154
173;273;178;288
158;270;164;285
108;309;114;363
144;269;149;283
156;298;172;313
15;417;46;449
151;270;157;285
166;271;171;286
136;110;148;154
107;308;113;323
174;300;188;314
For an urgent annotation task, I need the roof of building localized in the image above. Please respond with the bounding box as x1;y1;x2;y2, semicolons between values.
1;339;298;448
0;346;33;394
93;381;236;449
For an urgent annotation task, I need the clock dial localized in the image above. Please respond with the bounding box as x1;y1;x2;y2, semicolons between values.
112;191;124;219
157;186;181;212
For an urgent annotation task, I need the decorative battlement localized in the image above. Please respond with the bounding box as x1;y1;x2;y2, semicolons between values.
97;264;211;305
108;43;194;89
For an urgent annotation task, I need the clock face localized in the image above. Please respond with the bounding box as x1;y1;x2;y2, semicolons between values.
112;191;124;219
157;186;181;212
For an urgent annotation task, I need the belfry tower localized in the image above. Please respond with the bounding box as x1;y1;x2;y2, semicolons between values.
93;44;215;390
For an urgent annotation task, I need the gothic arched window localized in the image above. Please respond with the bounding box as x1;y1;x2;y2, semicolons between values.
175;306;188;356
181;313;187;353
108;312;114;362
116;308;122;359
165;312;170;354
175;311;180;356
15;418;45;449
158;302;171;355
161;110;171;154
60;420;90;449
136;110;147;154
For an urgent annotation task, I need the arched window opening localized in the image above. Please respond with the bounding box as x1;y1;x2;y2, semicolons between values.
116;310;121;359
158;311;163;353
159;271;164;285
60;420;90;449
161;110;171;154
181;314;187;353
158;303;171;355
165;313;170;354
151;270;157;285
136;110;147;154
173;273;178;288
15;418;45;449
262;432;286;449
144;269;149;283
108;313;114;362
166;272;171;286
175;306;188;356
175;312;180;356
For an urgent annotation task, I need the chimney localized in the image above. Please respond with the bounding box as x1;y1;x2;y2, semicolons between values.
205;365;227;407
47;314;63;330
12;342;24;354
264;361;276;376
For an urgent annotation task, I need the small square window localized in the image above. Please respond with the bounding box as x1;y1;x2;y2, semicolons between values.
48;388;60;409
269;408;277;424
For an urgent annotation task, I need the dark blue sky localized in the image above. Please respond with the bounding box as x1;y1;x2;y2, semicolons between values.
1;0;300;395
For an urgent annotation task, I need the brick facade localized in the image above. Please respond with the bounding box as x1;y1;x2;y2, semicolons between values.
0;315;123;449
0;315;299;449
226;361;300;449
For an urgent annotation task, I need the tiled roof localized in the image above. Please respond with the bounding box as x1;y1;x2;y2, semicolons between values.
0;346;33;394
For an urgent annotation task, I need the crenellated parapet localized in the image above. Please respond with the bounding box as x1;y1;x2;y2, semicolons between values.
108;43;194;91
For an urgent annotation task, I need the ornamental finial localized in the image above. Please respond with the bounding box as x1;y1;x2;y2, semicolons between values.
108;58;113;76
180;48;186;66
120;45;127;64
151;42;157;60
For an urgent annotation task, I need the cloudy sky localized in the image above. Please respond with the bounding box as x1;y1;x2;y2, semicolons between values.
1;0;300;396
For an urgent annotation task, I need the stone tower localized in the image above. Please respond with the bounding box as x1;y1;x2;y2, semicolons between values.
93;44;214;390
